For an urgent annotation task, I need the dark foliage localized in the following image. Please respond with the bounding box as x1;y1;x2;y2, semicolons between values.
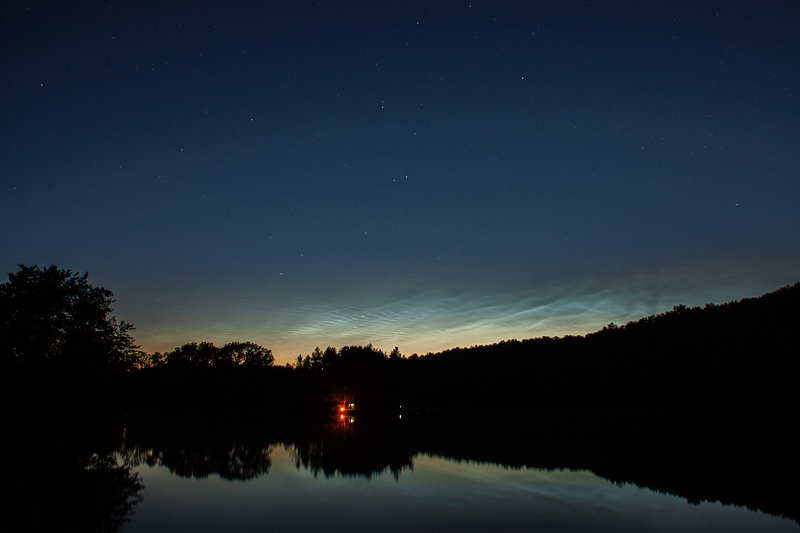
151;340;274;368
123;282;799;421
0;264;140;372
7;268;797;528
400;282;800;413
6;262;796;424
2;423;143;533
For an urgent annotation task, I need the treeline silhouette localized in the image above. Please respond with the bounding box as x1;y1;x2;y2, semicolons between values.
393;281;799;412
128;283;800;417
138;286;797;416
5;265;797;528
3;264;798;418
146;340;274;367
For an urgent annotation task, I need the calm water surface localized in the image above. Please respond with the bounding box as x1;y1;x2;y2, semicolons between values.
122;444;796;532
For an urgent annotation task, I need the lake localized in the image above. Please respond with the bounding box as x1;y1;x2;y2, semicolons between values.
6;412;797;531
122;443;795;532
112;414;797;532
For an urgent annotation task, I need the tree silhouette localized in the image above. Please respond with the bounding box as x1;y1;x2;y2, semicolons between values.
0;264;140;371
163;341;274;367
218;341;274;366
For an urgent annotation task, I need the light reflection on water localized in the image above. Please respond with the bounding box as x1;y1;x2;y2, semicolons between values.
122;445;796;533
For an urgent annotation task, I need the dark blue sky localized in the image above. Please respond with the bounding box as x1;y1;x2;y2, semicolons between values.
3;1;799;363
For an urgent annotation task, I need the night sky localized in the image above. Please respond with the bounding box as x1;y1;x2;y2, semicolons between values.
2;1;799;364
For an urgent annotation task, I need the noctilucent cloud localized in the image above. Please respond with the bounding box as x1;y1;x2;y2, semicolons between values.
2;1;798;364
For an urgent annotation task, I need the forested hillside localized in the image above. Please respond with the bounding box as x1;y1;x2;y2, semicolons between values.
3;264;797;417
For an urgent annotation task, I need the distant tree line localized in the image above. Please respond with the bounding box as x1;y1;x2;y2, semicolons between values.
2;264;798;419
147;341;274;368
290;345;404;371
0;264;274;375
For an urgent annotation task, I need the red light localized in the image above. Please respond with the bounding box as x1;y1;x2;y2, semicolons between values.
340;414;344;420
340;407;345;411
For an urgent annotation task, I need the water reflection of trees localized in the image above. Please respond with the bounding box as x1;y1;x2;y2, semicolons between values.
3;426;143;533
287;423;414;480
121;432;273;482
406;411;798;525
5;419;795;532
122;421;413;482
82;452;144;533
116;413;798;526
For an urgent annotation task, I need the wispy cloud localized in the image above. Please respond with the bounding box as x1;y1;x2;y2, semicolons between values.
125;259;798;363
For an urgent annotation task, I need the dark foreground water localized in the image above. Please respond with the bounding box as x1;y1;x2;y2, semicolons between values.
122;443;794;533
6;412;797;532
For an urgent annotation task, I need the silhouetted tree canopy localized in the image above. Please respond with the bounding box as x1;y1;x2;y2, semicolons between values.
219;341;274;366
7;262;795;424
157;340;274;367
0;264;140;371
